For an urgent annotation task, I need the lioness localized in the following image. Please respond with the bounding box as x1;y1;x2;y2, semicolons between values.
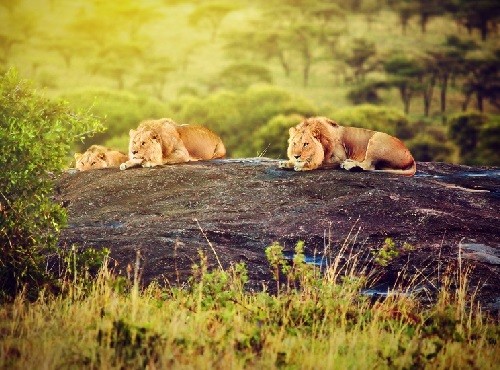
279;116;416;176
120;118;226;170
75;145;128;171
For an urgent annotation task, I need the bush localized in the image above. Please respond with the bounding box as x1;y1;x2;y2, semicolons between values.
0;70;103;300
251;114;304;158
448;111;500;165
330;104;412;139
407;126;455;163
60;88;167;151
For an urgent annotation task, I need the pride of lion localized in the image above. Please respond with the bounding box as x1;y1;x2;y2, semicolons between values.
76;116;415;176
279;116;416;176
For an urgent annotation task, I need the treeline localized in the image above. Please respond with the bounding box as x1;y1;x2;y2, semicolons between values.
1;0;497;116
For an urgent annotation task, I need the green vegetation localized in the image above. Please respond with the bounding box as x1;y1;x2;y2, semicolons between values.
1;244;499;369
0;70;103;300
0;0;497;164
1;3;498;367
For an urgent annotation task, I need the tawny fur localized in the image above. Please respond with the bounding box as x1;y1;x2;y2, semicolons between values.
75;145;128;171
120;118;226;170
279;116;416;176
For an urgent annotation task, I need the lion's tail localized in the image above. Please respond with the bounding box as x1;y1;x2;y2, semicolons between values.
379;160;416;176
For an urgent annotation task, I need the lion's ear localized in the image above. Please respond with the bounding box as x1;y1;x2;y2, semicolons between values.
98;153;106;160
129;129;136;137
289;127;297;136
324;118;338;127
151;134;159;141
74;153;82;161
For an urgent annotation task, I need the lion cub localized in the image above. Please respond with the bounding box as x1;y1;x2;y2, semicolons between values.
279;116;416;176
120;118;226;170
75;145;128;171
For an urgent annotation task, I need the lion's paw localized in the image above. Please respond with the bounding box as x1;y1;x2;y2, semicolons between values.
279;160;294;169
119;163;128;171
341;159;363;171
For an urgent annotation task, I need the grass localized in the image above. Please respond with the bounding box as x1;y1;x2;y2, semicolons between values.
1;243;498;369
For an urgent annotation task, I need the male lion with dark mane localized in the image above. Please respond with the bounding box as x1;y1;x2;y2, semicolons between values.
279;116;416;176
120;118;226;170
75;145;128;171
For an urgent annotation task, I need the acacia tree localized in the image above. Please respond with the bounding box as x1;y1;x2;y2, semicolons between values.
134;56;175;99
343;38;379;83
388;0;418;35
426;36;477;114
461;50;500;111
383;55;423;114
287;22;323;87
455;0;499;41
225;28;293;77
189;2;238;42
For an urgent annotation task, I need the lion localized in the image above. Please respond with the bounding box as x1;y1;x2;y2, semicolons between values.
279;116;416;176
119;118;226;170
75;145;128;171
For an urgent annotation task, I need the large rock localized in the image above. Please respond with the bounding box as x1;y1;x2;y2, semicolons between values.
55;159;500;311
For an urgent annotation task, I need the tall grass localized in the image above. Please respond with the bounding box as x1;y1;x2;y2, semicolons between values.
0;243;498;369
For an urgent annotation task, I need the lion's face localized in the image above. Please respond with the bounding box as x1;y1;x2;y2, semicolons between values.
128;129;164;164
75;150;109;171
287;127;325;170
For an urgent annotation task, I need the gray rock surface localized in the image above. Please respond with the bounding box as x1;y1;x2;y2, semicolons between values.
55;160;500;312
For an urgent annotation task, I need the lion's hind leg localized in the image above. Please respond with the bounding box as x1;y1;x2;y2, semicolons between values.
341;132;415;175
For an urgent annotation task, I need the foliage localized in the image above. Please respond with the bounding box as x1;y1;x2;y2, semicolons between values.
372;238;400;266
215;62;273;91
61;88;167;151
448;111;500;165
407;133;455;163
251;113;303;158
331;104;412;139
0;241;499;369
0;69;103;300
1;0;498;164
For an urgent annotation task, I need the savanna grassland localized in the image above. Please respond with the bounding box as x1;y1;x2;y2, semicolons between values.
1;1;500;369
1;245;500;369
1;0;498;162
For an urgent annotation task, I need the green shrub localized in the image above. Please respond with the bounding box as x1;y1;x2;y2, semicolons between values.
251;114;304;158
331;104;412;139
448;111;500;165
407;125;455;162
60;88;167;151
0;70;103;300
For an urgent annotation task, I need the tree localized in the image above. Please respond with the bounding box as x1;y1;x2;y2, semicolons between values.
189;2;238;42
383;55;424;114
455;0;500;41
414;0;448;33
45;38;92;68
214;62;273;91
134;56;175;99
343;38;379;83
426;36;476;114
225;28;292;77
287;22;322;87
0;70;102;300
389;0;418;35
448;111;489;164
461;50;499;111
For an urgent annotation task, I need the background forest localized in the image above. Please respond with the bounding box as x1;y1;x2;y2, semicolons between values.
1;0;499;165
